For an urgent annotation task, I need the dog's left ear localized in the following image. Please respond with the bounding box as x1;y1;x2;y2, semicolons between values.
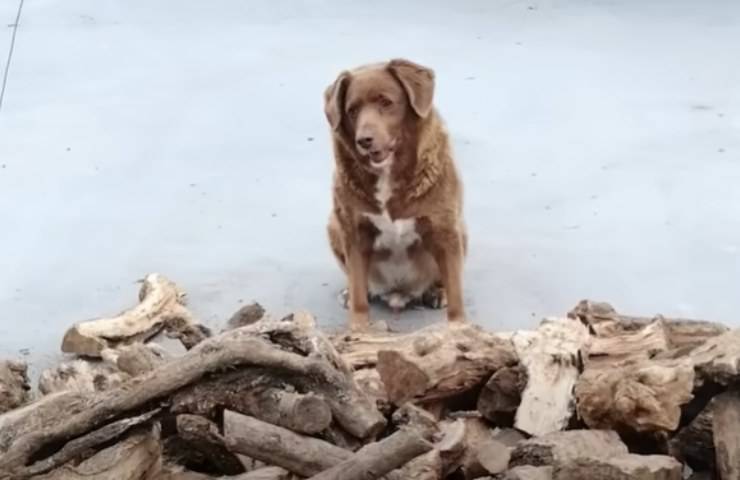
324;71;350;130
388;59;435;118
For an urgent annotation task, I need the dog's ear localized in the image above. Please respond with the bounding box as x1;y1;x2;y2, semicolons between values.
388;59;435;118
324;71;350;130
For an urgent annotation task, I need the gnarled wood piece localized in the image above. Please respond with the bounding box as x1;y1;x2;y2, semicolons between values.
172;369;332;434
569;299;728;350
61;273;207;357
23;409;160;478
575;358;694;434
0;360;29;414
368;323;516;405
509;430;628;468
308;428;433;480
232;315;385;438
29;427;161;480
0;390;87;455
552;454;682;480
691;330;740;386
513;317;590;436
223;410;352;477
0;321;383;475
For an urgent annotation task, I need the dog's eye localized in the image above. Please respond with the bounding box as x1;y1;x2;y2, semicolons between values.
378;96;393;108
347;106;358;119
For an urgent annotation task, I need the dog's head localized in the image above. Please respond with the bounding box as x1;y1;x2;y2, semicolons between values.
324;59;435;171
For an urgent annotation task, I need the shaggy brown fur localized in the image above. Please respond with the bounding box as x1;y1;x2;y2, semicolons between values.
324;59;467;331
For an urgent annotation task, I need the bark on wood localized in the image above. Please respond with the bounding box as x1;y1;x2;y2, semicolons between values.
231;316;385;438
552;454;682;480
513;317;590;436
668;398;715;471
509;430;628;468
0;321;383;475
308;428;432;480
712;391;740;480
29;427;162;480
223;410;352;477
494;466;553;480
0;390;86;454
477;364;526;426
691;330;740;386
61;273;204;357
575;358;694;433
371;323;516;405
569;299;728;350
0;360;29;414
23;409;160;478
172;369;331;434
585;319;671;367
174;414;245;475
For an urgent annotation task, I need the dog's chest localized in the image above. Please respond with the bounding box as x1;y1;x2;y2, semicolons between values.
363;165;420;252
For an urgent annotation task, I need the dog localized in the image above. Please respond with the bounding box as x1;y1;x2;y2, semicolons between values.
324;59;467;331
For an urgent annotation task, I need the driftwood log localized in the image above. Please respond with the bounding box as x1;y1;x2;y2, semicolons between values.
334;323;516;405
31;427;161;480
223;410;352;477
172;369;332;434
307;428;433;480
60;273;208;357
0;317;383;477
512;317;589;436
569;299;729;350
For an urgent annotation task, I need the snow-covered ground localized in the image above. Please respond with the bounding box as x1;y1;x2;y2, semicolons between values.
1;0;739;377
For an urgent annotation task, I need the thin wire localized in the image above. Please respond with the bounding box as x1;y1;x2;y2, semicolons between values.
0;0;25;113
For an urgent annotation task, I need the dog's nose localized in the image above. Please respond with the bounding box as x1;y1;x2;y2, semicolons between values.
356;137;373;150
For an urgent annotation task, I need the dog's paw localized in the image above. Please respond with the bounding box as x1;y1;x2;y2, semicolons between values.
421;286;448;310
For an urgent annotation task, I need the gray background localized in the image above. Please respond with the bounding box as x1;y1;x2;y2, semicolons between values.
1;0;739;378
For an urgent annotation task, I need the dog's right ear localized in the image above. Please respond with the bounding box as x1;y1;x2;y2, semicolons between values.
324;71;350;130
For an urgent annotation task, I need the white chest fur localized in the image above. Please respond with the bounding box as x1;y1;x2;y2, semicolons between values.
363;162;420;252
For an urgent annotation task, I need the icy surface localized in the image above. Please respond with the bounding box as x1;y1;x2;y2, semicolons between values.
0;0;739;376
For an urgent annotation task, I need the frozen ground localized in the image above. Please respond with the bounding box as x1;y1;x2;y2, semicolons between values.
1;0;739;378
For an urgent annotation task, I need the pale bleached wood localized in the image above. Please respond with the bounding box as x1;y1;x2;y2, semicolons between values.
61;273;206;357
513;317;590;436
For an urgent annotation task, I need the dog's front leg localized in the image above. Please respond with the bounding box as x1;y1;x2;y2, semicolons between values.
428;227;466;323
344;230;371;331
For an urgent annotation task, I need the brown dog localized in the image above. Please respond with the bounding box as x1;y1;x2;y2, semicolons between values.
324;59;467;331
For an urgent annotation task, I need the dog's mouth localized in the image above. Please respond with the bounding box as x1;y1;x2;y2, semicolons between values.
369;150;391;168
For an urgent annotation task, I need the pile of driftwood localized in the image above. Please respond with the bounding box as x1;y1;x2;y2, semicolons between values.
1;274;738;480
